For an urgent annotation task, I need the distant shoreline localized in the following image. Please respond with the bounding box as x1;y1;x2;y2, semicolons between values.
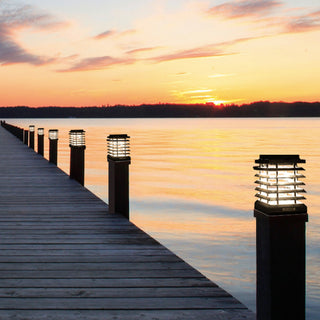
1;101;319;118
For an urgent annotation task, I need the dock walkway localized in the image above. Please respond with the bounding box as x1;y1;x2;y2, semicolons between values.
0;126;254;319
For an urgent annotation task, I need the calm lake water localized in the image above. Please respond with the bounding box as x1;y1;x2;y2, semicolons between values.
8;118;320;318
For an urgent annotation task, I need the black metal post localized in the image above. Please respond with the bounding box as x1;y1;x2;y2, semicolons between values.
107;134;131;219
49;130;58;165
254;209;308;320
24;130;29;145
49;140;58;164
29;131;34;149
19;128;24;141
37;128;44;156
70;146;85;186
69;130;86;186
254;155;308;320
108;157;130;219
29;125;35;149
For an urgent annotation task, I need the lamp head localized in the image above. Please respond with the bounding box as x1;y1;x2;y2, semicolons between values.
69;129;86;147
107;134;130;160
48;129;58;140
254;155;307;214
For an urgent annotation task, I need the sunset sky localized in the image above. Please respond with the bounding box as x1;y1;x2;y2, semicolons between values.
0;0;319;106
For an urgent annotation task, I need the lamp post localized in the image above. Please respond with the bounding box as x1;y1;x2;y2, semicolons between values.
24;130;29;145
107;134;131;219
29;125;35;149
69;130;86;186
48;129;58;165
253;154;308;320
37;128;44;156
19;127;24;141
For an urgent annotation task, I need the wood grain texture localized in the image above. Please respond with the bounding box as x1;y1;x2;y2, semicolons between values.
0;126;255;319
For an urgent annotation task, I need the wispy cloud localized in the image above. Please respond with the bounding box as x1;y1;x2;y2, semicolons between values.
126;47;161;55
58;55;135;72
208;0;282;19
93;28;137;41
149;44;232;63
285;10;320;33
207;1;320;35
60;36;259;72
0;1;67;66
93;30;116;40
149;37;257;63
181;89;213;95
0;35;55;66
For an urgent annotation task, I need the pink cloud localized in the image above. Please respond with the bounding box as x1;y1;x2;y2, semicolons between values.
208;0;282;19
150;47;228;63
58;56;135;72
93;28;137;41
0;2;67;66
60;36;261;72
285;10;320;33
126;47;161;55
93;30;116;40
149;37;256;63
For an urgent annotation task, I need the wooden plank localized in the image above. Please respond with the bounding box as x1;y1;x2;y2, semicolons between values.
0;262;193;271
0;255;182;263
0;269;203;278
0;310;256;320
0;278;217;288
0;297;245;309
0;287;228;298
0;249;173;256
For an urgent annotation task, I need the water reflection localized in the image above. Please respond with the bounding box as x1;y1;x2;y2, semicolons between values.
10;117;320;318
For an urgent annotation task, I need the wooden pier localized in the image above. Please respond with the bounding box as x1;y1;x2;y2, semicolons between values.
0;125;254;320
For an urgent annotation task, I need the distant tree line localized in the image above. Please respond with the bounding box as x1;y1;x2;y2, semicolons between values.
0;101;319;118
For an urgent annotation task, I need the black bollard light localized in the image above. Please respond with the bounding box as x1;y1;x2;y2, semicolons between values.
69;130;86;186
107;134;131;219
48;129;58;165
37;128;44;156
253;155;308;320
24;130;29;145
29;125;35;149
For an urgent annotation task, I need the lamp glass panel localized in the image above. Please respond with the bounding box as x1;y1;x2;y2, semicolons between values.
108;136;130;158
69;131;85;146
255;159;305;206
49;130;58;140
